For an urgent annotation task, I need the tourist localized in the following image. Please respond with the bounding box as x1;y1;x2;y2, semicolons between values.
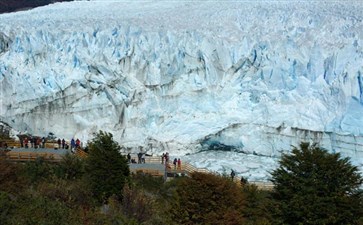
177;158;181;170
230;169;235;181
36;137;41;148
24;137;28;148
57;138;61;149
173;158;177;170
62;139;66;149
33;137;37;148
161;153;165;164
71;138;75;151
127;153;131;163
41;137;46;148
137;152;142;164
76;139;80;148
30;137;34;148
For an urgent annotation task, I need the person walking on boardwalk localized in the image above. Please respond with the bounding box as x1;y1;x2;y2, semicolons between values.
177;158;181;170
41;137;46;148
76;139;80;148
30;137;34;148
161;153;165;164
62;139;66;149
36;137;41;148
24;137;28;148
230;169;235;181
71;138;75;152
57;138;61;149
33;137;37;148
173;158;177;170
127;153;131;163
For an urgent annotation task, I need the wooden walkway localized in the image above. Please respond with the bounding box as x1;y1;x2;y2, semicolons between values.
1;139;273;189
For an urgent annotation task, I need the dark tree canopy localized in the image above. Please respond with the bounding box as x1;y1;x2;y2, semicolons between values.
270;142;363;225
85;131;130;203
168;172;246;225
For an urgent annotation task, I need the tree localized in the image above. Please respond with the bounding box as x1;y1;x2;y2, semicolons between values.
270;142;363;225
167;172;246;225
57;153;85;180
85;131;130;203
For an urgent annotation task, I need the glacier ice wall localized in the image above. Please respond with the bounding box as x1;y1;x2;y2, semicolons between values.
0;1;362;175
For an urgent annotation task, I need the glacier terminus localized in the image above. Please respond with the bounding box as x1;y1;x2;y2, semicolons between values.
0;0;362;181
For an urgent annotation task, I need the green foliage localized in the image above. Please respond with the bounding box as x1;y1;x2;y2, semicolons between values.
57;153;85;179
270;142;363;225
22;157;57;183
85;131;130;203
120;186;155;223
167;172;246;225
7;191;80;225
0;159;27;193
0;192;15;224
131;172;165;193
242;184;272;225
37;178;95;209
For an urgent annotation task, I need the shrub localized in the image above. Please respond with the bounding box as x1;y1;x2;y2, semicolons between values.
8;190;80;225
0;158;27;193
242;184;272;225
57;153;85;180
21;157;56;184
167;172;246;225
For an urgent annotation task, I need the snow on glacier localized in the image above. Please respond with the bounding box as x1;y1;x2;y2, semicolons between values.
0;0;363;181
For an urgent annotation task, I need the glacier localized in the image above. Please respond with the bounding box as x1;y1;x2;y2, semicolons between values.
0;0;362;181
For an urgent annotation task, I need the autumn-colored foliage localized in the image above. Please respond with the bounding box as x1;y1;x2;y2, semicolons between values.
168;172;246;225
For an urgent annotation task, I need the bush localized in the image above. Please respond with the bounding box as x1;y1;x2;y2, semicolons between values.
85;131;130;203
57;153;85;180
22;157;56;184
131;172;164;193
242;184;272;225
167;172;246;225
0;191;15;224
7;190;80;225
121;186;155;223
0;159;27;193
270;142;363;225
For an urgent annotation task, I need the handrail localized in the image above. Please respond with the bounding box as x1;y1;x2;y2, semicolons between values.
75;148;88;158
5;151;62;162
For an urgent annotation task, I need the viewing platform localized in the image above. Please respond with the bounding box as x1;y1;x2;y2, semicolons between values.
0;140;274;190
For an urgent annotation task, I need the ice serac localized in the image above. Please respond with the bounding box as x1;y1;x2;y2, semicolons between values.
0;1;362;180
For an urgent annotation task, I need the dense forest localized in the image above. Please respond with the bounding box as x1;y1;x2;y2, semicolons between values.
0;132;362;224
0;0;73;13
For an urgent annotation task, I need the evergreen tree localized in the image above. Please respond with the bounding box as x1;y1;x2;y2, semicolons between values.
85;131;130;203
270;142;363;225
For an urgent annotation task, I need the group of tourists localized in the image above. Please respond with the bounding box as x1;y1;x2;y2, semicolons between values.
161;152;182;170
19;135;82;152
126;152;151;164
125;151;182;170
172;158;182;170
21;136;46;149
56;138;81;152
